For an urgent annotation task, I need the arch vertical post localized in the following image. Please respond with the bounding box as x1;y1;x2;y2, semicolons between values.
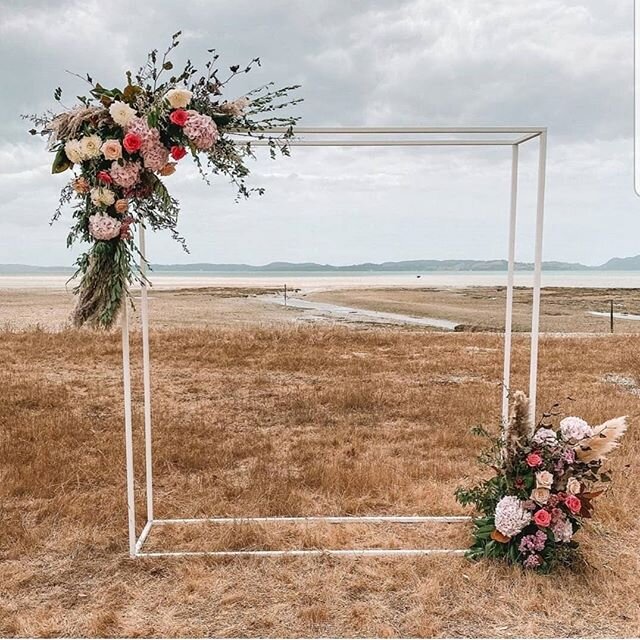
502;144;519;424
121;297;137;558
528;130;547;422
139;224;154;524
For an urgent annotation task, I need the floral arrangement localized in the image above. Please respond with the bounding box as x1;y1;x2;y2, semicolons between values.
456;391;628;572
26;32;301;329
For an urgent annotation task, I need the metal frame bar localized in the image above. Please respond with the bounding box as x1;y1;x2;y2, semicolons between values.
137;548;467;559
501;145;519;423
121;126;547;558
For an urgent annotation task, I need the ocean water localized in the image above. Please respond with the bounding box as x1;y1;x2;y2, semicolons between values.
2;270;640;290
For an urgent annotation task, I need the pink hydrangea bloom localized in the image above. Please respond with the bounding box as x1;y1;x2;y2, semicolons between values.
88;214;121;241
141;129;170;171
551;518;573;543
125;118;170;172
126;116;151;139
523;554;542;569
111;160;141;189
184;111;218;150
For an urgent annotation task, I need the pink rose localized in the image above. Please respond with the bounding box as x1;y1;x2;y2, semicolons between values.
533;509;552;527
123;132;143;153
564;495;582;514
526;452;543;468
100;139;122;161
97;170;112;184
169;109;189;126
170;145;187;160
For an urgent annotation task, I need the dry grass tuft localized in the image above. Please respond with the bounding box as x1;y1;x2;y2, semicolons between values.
1;324;640;636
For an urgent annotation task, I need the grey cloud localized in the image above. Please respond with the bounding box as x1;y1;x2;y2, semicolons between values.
0;0;638;266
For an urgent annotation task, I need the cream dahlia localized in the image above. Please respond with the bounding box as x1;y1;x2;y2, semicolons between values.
90;187;116;207
64;139;84;164
79;134;102;159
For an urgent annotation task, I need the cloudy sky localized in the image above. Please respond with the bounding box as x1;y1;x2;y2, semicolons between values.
0;0;636;266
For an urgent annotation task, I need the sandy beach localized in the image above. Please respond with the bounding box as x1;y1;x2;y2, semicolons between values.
3;279;640;334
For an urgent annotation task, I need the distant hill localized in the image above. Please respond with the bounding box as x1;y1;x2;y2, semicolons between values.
3;256;640;273
599;255;640;270
147;259;596;272
0;264;74;274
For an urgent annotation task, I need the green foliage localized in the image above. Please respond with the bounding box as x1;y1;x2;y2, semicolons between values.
51;147;72;174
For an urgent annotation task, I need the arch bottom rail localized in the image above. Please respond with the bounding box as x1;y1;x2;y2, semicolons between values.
133;515;473;559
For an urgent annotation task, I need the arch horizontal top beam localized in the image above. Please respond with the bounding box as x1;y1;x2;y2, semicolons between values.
240;126;546;134
246;139;518;146
231;126;545;146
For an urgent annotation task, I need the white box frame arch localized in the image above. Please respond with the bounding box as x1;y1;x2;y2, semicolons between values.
121;126;548;558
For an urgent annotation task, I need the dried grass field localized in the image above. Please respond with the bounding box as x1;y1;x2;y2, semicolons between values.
1;290;640;637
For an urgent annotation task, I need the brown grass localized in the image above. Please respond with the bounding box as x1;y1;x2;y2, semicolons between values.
1;324;640;637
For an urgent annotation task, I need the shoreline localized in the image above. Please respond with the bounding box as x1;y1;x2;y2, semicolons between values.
3;270;640;291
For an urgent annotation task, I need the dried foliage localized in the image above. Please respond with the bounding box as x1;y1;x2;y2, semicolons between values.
502;390;533;469
576;416;628;463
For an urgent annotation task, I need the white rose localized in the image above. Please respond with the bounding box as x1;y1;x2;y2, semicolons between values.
90;187;116;207
80;134;102;159
531;487;551;505
535;470;554;489
221;96;250;117
109;100;136;127
64;139;84;164
165;88;193;109
566;477;581;495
